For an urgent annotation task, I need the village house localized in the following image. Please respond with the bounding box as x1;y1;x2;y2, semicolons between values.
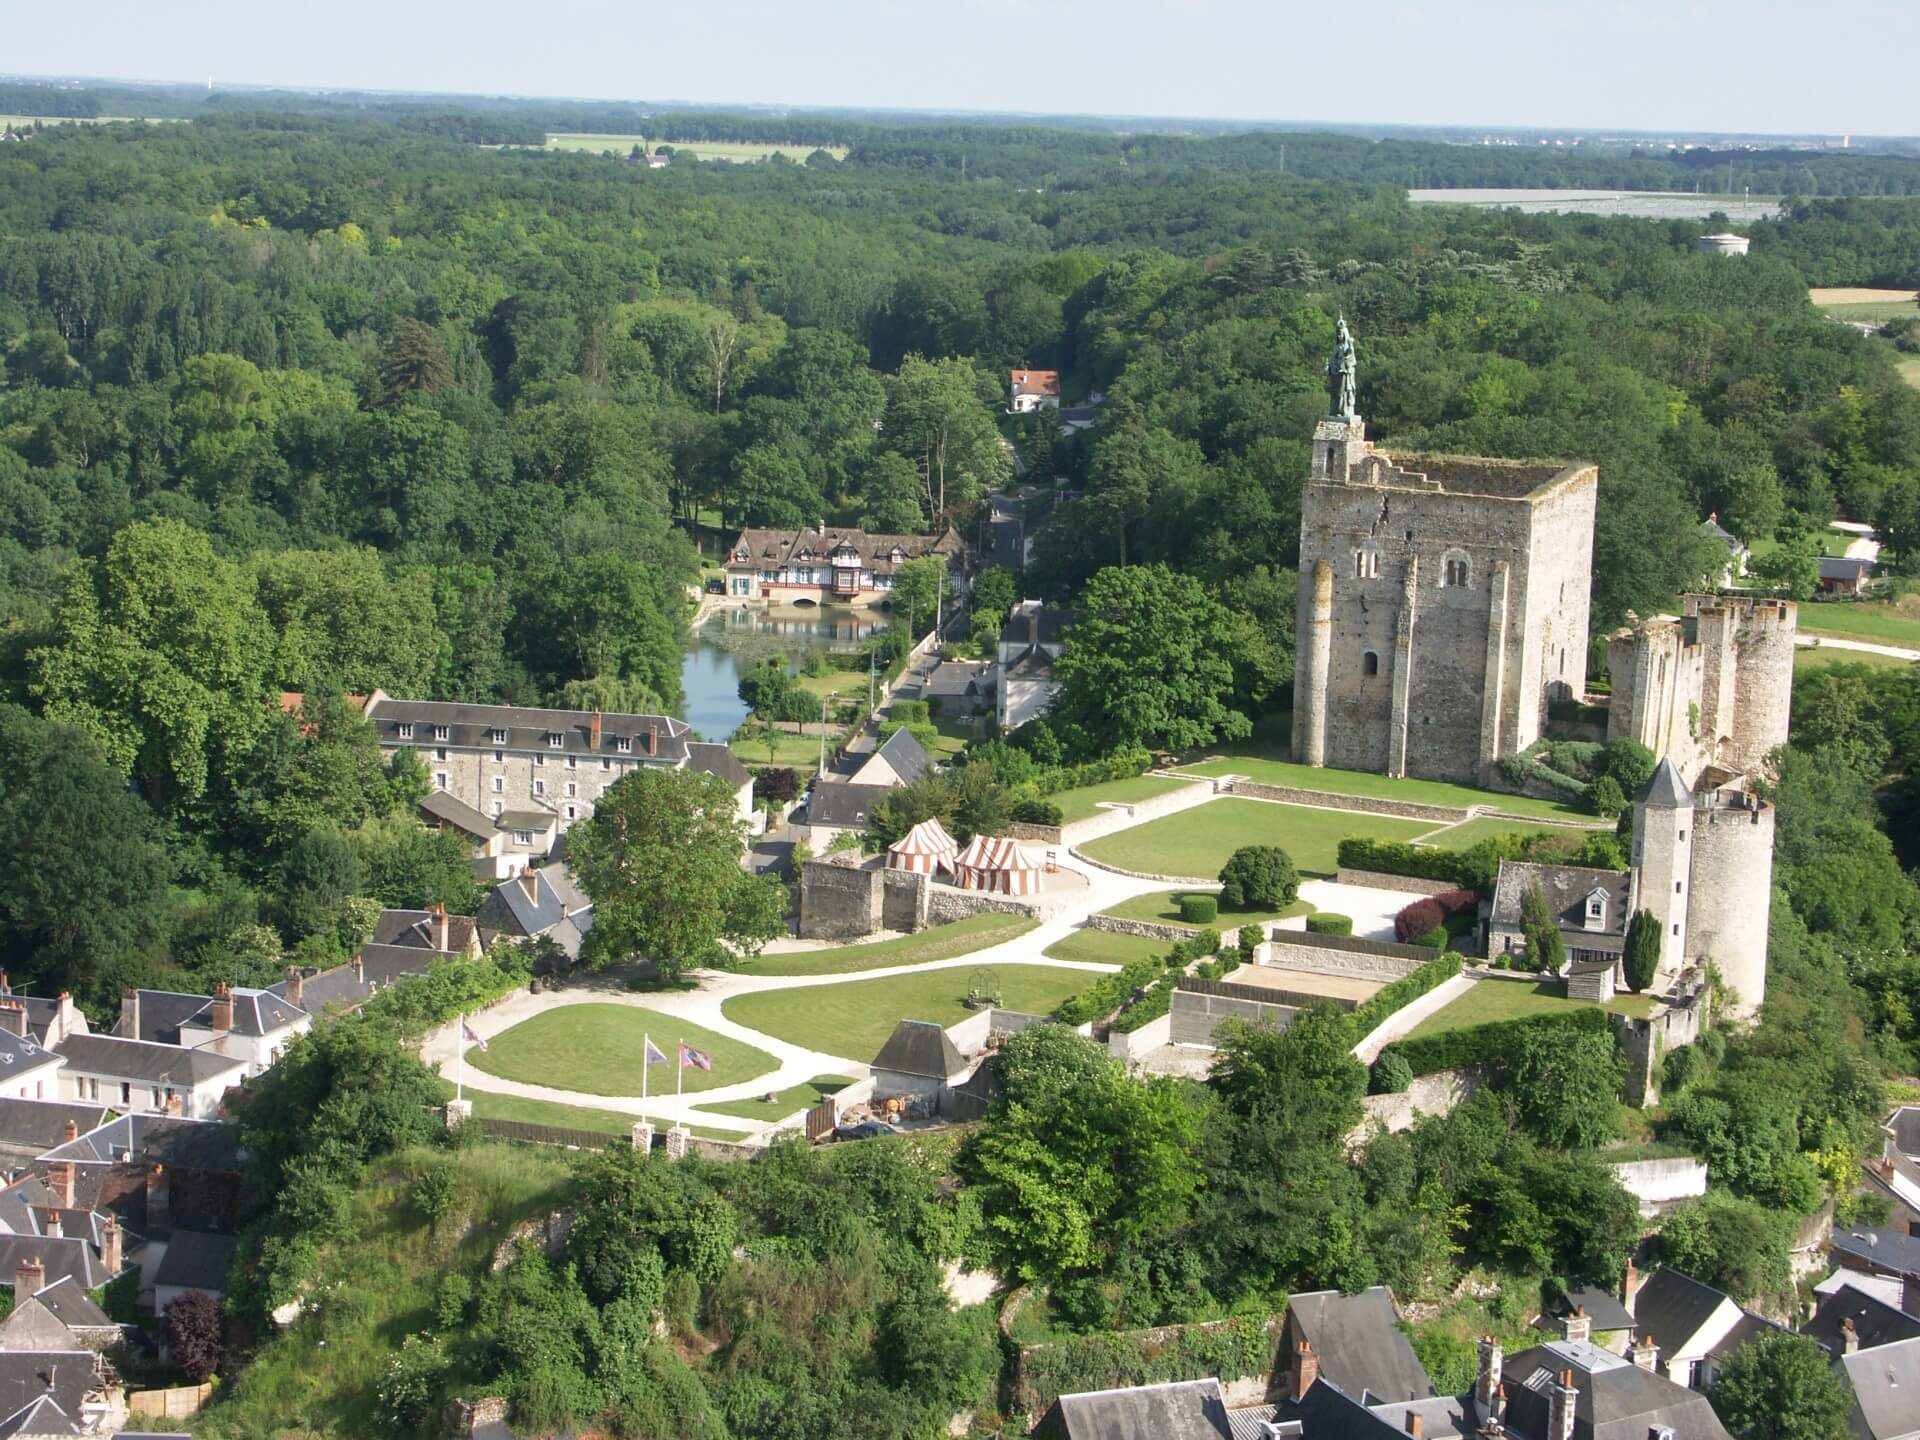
721;525;966;607
1487;862;1634;970
796;782;892;849
476;865;595;962
113;985;309;1080
1008;368;1060;414
0;1102;109;1165
1818;555;1876;595
1700;514;1747;586
0;979;88;1049
418;790;559;880
997;600;1069;730
51;1035;245;1120
38;1112;244;1243
0;1028;63;1104
849;727;932;790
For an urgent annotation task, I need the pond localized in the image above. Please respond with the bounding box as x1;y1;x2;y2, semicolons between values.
680;605;890;741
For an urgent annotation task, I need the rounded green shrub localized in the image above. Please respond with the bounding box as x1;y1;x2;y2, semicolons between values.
1370;1049;1414;1095
1179;893;1218;925
1412;925;1449;949
1218;845;1299;910
1306;913;1353;936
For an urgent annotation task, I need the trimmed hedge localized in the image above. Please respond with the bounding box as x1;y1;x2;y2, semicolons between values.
1110;929;1222;1033
1345;951;1463;1042
1013;1311;1280;1419
1054;954;1163;1025
1376;1005;1611;1078
1338;838;1482;890
1179;894;1218;925
1305;913;1353;936
1011;797;1064;826
1411;925;1450;950
1030;747;1155;799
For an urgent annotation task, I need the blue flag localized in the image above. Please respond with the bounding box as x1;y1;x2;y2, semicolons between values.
643;1037;668;1066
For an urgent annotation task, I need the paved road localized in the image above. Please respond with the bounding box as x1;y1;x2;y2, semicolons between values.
1796;634;1920;661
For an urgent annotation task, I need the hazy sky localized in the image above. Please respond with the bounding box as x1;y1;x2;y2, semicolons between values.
8;0;1916;137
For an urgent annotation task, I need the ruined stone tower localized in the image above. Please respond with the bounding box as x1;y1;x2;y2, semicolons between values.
1291;412;1599;786
1630;758;1695;974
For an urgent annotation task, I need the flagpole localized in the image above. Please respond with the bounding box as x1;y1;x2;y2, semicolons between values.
642;1032;650;1120
678;1040;684;1100
456;1013;465;1103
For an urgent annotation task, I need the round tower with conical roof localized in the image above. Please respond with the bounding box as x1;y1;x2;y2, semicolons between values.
1631;758;1695;978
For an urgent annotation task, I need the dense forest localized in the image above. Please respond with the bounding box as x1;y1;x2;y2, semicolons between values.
0;97;1919;1437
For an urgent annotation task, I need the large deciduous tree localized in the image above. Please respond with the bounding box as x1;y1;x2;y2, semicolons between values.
1050;564;1253;754
880;356;1010;526
567;768;785;979
1708;1330;1853;1440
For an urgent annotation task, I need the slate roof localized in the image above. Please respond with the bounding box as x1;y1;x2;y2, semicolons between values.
365;694;690;763
861;727;932;787
0;1101;110;1156
370;908;483;954
1839;1333;1920;1440
1287;1288;1432;1404
1239;1376;1413;1438
1833;1227;1920;1280
180;988;306;1039
0;1352;100;1436
1629;1268;1736;1359
999;602;1071;649
0;1296;81;1353
0;986;77;1047
115;991;215;1046
39;1114;243;1174
1808;1286;1920;1353
687;741;752;788
1889;1105;1920;1160
1502;1339;1732;1440
496;809;557;834
871;1020;965;1081
0;1029;62;1086
922;661;992;698
0;1235;108;1292
1489;861;1631;949
724;526;964;576
153;1229;238;1294
30;1277;112;1330
52;1035;246;1089
419;790;497;841
1040;1378;1229;1440
805;782;892;831
1820;556;1876;582
476;869;591;944
1540;1284;1637;1336
1636;757;1693;809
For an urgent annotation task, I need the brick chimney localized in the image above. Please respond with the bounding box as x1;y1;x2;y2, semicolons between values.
284;965;304;1010
1623;1259;1642;1318
1840;1318;1859;1354
1631;1334;1659;1372
102;1217;121;1275
1477;1383;1508;1438
1405;1412;1424;1439
211;983;233;1033
61;1120;77;1143
1290;1340;1318;1401
519;867;541;903
145;1163;170;1236
14;1257;43;1306
433;903;450;953
120;989;139;1039
1547;1370;1577;1440
163;1094;182;1117
352;953;365;986
1560;1304;1591;1344
646;721;658;756
52;993;75;1044
42;1210;61;1239
589;711;603;751
0;1001;26;1038
1475;1336;1503;1411
47;1162;73;1209
0;972;9;996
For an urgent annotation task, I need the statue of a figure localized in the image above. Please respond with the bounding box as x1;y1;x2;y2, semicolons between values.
1327;315;1358;420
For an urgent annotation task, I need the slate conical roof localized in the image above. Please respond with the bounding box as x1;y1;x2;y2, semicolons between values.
1636;757;1693;809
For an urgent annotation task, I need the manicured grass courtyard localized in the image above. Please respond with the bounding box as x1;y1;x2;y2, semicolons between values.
1050;774;1198;824
467;1004;777;1097
1404;979;1656;1041
722;965;1096;1062
1096;888;1313;930
696;1075;854;1123
465;1091;747;1141
1415;816;1600;850
1080;798;1433;880
1172;756;1586;821
1042;929;1175;967
737;914;1039;977
1796;600;1920;649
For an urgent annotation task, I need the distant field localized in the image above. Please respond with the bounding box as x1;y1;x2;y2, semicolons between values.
1794;645;1914;674
0;113;172;127
1810;287;1917;307
543;133;848;162
1797;601;1920;649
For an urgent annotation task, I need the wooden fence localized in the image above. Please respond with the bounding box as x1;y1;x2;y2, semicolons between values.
130;1384;214;1419
475;1117;623;1150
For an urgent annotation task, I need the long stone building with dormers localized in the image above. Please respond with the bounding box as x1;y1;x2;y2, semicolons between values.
354;691;753;836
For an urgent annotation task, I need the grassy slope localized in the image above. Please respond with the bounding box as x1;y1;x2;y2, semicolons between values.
722;965;1095;1062
196;1143;573;1439
696;1075;854;1123
1096;889;1313;929
468;1004;777;1096
737;914;1039;977
1405;980;1656;1039
465;1090;747;1140
1794;646;1914;674
1173;757;1585;820
1080;798;1433;878
1050;774;1196;823
1042;929;1177;967
1796;601;1920;648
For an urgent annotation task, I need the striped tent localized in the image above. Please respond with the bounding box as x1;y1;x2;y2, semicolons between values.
886;817;959;875
951;834;1044;896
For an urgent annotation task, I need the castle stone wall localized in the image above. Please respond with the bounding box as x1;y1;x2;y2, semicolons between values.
1686;796;1774;1017
798;861;880;939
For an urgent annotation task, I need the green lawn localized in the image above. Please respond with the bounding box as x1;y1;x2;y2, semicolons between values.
1404;979;1656;1040
1042;929;1177;967
466;1090;747;1141
1818;300;1920;323
797;670;870;701
1097;888;1313;930
737;914;1039;977
1080;798;1434;879
1416;816;1599;850
1051;774;1198;824
1172;757;1585;821
468;1004;777;1097
1897;355;1920;391
930;717;975;756
696;1075;854;1123
1796;601;1920;649
730;726;840;770
1794;645;1914;674
722;965;1096;1062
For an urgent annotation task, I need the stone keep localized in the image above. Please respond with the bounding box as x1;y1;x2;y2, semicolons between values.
1292;415;1599;785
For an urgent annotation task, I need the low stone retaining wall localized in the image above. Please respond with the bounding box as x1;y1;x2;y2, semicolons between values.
1169;987;1296;1046
1608;1155;1708;1214
1006;820;1063;844
1057;773;1219;846
1263;929;1431;980
1068;850;1212;886
925;887;1045;926
1357;1065;1484;1138
1224;780;1468;825
1335;867;1461;896
1109;1012;1173;1061
1086;913;1193;944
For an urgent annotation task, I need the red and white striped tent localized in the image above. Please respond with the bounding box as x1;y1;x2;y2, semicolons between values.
951;834;1044;896
886;818;959;875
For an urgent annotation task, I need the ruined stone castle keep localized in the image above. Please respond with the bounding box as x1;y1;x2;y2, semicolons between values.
1291;413;1599;786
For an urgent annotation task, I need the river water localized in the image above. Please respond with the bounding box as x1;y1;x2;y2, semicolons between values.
679;605;890;741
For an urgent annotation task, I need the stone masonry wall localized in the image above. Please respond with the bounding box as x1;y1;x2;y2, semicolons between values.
1225;781;1466;824
1169;989;1296;1046
798;861;879;940
1086;914;1194;944
925;887;1044;926
1261;933;1429;980
880;868;927;933
1334;867;1461;895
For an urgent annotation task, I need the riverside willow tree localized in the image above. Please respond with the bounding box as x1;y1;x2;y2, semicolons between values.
567;767;787;980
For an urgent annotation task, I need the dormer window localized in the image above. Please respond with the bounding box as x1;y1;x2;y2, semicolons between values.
433;724;449;742
1583;888;1609;932
890;547;906;562
547;732;564;749
396;723;414;740
616;736;632;754
734;547;748;561
491;728;508;745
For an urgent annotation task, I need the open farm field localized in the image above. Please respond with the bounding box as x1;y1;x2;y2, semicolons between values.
544;133;848;161
1797;600;1920;648
1810;287;1918;307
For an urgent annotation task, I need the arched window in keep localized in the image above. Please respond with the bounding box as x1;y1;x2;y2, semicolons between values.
1353;548;1380;579
1361;650;1379;677
1442;549;1470;588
